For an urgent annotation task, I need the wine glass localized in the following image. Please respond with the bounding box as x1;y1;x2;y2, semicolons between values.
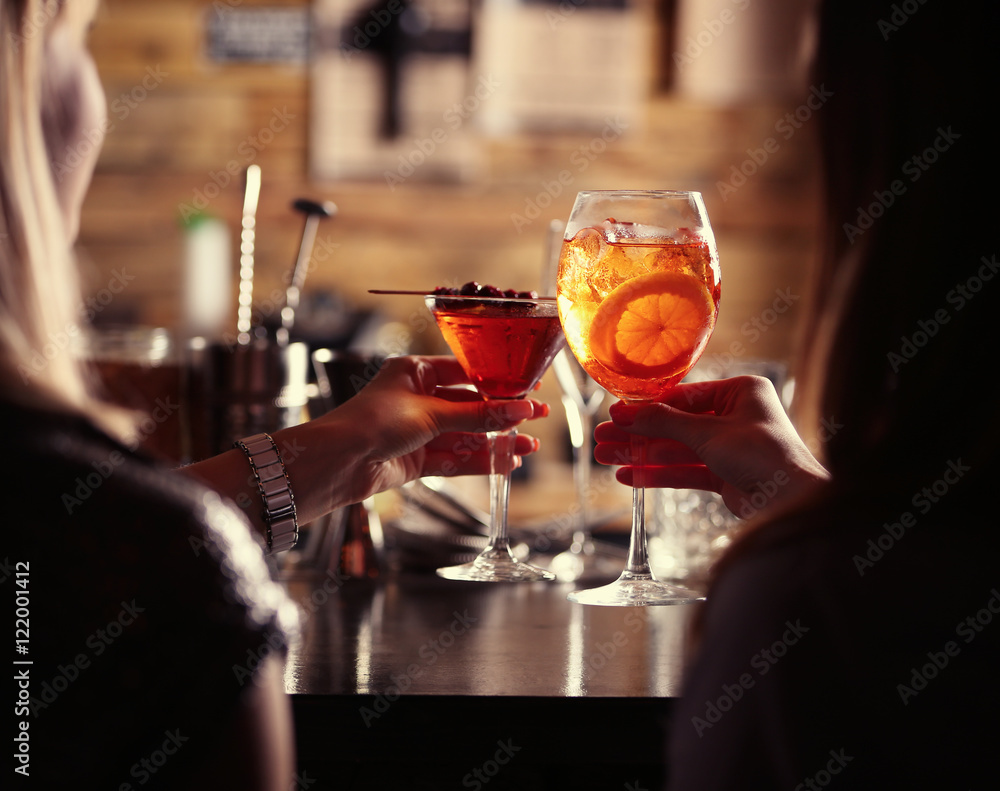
426;291;566;582
556;190;721;605
540;221;619;582
547;349;625;582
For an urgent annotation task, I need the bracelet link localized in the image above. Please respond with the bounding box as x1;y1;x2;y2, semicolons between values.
234;433;299;553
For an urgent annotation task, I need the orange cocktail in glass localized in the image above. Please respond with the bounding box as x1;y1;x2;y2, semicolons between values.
557;190;721;605
558;231;720;401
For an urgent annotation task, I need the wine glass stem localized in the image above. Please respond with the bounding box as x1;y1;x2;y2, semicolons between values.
623;433;653;580
572;410;593;549
487;428;517;557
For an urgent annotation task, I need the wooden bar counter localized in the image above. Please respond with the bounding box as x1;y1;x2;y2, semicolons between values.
280;567;700;790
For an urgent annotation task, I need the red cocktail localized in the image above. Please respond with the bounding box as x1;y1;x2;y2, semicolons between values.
430;299;566;398
426;288;566;582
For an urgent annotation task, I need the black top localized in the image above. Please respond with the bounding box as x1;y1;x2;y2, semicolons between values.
7;399;297;788
667;490;1000;789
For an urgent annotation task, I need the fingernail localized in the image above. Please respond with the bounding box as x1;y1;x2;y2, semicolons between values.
501;400;534;421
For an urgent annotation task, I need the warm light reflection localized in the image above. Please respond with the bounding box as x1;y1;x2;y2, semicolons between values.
354;585;385;693
563;601;587;697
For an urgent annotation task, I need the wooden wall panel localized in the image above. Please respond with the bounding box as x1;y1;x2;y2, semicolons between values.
78;0;821;377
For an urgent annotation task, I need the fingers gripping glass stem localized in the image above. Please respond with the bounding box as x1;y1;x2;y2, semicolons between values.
567;432;702;605
488;428;516;558
625;433;652;578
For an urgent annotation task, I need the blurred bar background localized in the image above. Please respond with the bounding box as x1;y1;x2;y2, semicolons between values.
78;0;820;463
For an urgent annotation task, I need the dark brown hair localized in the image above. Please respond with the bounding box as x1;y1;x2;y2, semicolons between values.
710;0;998;583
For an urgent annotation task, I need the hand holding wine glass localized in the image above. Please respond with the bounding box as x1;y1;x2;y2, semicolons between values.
595;376;830;516
556;190;721;605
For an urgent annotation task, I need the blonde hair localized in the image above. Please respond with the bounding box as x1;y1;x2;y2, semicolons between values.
1;0;127;435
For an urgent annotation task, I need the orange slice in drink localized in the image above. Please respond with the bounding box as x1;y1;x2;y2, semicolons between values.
588;271;715;380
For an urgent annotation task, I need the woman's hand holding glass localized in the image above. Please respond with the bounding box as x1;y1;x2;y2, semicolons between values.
203;356;549;533
315;355;546;499
595;376;829;520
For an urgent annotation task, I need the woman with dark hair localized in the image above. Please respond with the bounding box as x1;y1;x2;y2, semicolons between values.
596;1;999;787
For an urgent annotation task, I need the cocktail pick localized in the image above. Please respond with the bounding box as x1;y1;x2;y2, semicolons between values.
369;290;556;299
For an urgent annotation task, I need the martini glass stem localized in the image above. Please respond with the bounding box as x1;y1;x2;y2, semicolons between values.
622;433;653;580
487;427;517;560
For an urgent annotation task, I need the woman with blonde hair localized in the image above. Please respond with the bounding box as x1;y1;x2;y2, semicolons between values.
3;1;546;787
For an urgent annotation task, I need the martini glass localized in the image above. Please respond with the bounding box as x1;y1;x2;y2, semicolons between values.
426;292;566;582
556;190;721;605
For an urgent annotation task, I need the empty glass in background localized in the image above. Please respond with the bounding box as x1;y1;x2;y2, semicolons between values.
542;220;622;583
647;359;793;590
81;326;189;465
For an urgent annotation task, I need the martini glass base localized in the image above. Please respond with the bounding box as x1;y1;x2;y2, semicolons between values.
567;572;704;606
437;547;555;583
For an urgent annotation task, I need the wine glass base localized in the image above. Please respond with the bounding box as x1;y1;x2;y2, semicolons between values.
567;574;704;606
437;553;555;583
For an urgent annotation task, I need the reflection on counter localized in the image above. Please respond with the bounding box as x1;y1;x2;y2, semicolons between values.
280;569;696;698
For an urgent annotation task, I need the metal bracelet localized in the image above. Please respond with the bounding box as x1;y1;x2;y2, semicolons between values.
234;432;298;553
